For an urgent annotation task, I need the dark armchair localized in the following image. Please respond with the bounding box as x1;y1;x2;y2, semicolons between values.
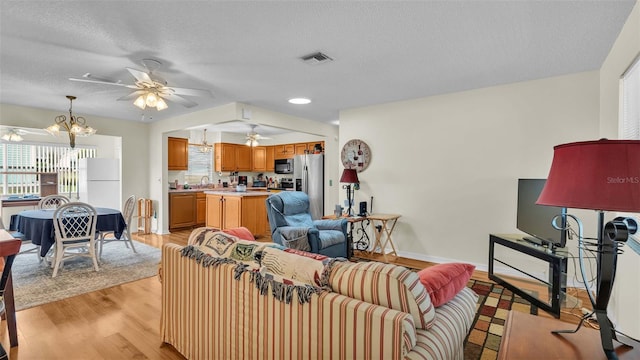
266;191;348;258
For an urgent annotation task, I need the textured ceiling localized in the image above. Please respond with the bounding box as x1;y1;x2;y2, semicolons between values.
0;1;635;126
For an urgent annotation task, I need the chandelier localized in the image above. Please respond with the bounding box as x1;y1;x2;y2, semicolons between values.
46;95;96;148
133;90;168;111
199;129;213;153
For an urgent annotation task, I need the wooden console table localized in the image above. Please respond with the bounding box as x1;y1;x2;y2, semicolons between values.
499;310;639;359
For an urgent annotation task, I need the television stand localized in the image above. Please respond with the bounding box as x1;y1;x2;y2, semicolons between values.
522;236;546;247
489;234;571;317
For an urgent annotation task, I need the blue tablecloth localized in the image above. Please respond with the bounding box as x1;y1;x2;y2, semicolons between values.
12;207;126;257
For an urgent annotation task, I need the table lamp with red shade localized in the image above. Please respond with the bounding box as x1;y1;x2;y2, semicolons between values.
340;168;359;216
537;139;640;360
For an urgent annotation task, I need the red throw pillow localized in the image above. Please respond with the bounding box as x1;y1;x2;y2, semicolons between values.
222;227;255;241
417;263;475;307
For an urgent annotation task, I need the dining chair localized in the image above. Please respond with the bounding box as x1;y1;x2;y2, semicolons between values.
38;194;70;210
17;194;69;260
98;195;137;258
51;202;99;277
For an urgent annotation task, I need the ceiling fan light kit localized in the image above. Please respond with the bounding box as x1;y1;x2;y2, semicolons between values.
69;58;212;112
134;92;168;111
45;95;96;148
1;129;24;142
245;124;271;147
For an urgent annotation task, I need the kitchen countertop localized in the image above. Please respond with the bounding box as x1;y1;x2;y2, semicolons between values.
204;190;271;196
169;187;268;193
1;195;41;207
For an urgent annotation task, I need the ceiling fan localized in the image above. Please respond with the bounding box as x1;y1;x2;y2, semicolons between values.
69;59;213;110
245;124;270;147
0;126;48;141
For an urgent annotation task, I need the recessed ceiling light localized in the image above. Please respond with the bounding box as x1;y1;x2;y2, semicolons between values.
288;98;311;105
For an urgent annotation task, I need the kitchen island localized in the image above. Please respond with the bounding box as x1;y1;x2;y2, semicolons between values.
204;190;271;238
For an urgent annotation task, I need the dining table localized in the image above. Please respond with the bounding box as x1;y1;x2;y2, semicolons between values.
12;207;126;257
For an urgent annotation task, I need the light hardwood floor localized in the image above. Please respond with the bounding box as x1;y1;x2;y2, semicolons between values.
0;229;589;359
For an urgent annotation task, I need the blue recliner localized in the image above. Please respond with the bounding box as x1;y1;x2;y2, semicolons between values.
266;191;348;258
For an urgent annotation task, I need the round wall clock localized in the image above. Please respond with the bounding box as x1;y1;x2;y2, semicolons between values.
341;139;371;172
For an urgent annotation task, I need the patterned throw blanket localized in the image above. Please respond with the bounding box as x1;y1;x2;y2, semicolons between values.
180;230;345;304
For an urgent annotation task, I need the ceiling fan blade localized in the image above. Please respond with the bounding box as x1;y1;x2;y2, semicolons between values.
69;77;137;88
82;72;120;83
117;90;146;101
169;86;213;98
163;93;199;108
126;67;154;84
15;127;48;136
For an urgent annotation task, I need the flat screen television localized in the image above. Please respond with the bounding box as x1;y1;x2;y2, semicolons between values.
517;178;567;248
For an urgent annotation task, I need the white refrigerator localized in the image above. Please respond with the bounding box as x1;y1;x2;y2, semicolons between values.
293;154;324;220
78;158;121;209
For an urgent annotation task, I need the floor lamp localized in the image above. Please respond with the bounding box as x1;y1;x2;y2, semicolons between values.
340;168;359;216
537;139;640;360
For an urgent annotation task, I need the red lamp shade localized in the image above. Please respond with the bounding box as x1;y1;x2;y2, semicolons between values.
340;168;359;184
537;139;640;212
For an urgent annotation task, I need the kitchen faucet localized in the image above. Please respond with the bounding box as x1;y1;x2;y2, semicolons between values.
200;176;210;186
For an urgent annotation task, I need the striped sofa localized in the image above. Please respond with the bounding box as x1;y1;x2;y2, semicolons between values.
160;232;478;360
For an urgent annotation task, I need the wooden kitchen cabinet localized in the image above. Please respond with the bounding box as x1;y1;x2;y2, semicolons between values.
168;137;189;170
207;194;242;230
215;143;252;172
307;141;324;153
294;143;308;155
169;192;197;229
236;145;252;171
206;194;224;229
274;144;295;159
252;146;267;172
215;143;237;172
266;146;275;172
206;193;268;237
196;192;206;225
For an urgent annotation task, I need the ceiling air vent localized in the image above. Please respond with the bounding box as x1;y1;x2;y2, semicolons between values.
301;52;333;65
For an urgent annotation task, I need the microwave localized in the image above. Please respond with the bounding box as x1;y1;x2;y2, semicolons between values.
274;158;293;174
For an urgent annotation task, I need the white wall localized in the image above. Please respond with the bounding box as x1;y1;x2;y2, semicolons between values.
0;103;150;216
339;71;600;267
599;0;640;339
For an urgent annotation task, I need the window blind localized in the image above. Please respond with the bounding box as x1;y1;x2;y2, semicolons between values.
0;143;96;195
621;55;640;140
185;144;213;184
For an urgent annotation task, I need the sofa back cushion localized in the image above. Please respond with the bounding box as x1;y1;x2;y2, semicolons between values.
187;226;255;245
260;246;331;287
329;261;436;330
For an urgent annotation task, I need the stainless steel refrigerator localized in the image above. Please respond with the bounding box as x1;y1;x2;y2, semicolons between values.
293;154;324;219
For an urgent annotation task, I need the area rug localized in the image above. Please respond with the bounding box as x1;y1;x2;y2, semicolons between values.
12;240;161;311
463;279;533;360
